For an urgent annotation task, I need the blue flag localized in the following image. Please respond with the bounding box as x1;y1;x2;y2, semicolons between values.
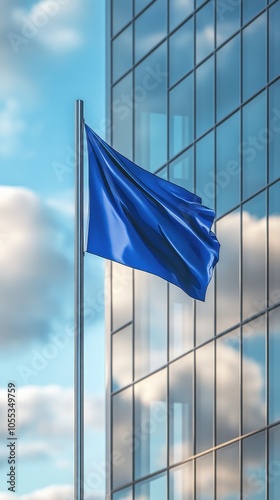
85;124;220;301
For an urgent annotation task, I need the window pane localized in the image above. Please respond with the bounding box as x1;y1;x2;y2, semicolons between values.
216;0;240;46
135;43;167;171
169;461;194;500
112;388;133;488
195;277;214;345
196;453;214;500
196;342;214;453
269;308;280;423
269;182;280;304
242;316;266;434
216;332;240;445
112;262;133;331
169;19;194;86
269;80;280;182
169;284;194;360
112;74;133;160
135;0;153;15
216;210;240;333
112;325;132;392
113;26;133;82
112;0;132;35
135;473;167;500
169;74;194;158
170;0;193;30
135;0;167;62
216;442;240;500
242;91;266;200
196;0;214;64
242;432;266;500
269;425;280;499
243;0;266;25
169;147;194;192
216;111;240;217
269;1;280;81
169;354;193;464
135;271;167;379
196;55;214;138
113;487;132;500
217;34;240;121
242;193;266;320
196;131;214;210
135;371;167;479
243;14;266;102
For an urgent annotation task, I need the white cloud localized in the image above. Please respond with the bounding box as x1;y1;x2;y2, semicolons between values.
0;187;71;347
0;384;104;439
9;0;83;54
0;485;103;500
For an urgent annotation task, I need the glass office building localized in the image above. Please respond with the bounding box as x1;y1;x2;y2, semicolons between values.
106;0;280;498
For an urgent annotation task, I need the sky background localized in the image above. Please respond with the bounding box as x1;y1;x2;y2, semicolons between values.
0;1;106;499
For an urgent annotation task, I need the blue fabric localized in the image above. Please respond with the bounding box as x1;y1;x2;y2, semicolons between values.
85;124;220;301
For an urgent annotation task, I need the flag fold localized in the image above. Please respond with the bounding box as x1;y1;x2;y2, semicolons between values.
85;124;220;301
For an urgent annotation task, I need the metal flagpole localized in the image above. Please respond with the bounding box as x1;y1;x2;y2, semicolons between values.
74;99;84;500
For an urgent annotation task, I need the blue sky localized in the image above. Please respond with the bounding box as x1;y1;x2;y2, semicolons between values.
0;1;106;499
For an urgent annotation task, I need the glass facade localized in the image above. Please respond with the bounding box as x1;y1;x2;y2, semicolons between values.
107;0;280;498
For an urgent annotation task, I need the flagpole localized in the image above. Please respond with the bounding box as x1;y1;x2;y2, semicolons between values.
74;99;84;500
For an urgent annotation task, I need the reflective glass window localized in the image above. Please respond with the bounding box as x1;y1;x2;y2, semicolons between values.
135;0;153;15
135;43;167;171
269;425;280;498
269;1;280;81
169;284;194;360
216;0;240;46
112;262;133;331
195;277;214;345
169;74;194;158
216;332;240;445
216;442;240;500
113;487;132;500
269;182;280;304
169;354;194;464
112;74;133;160
169;147;194;192
169;19;194;87
135;271;167;379
169;461;194;500
112;388;133;488
216;34;240;121
135;371;167;479
135;0;167;62
216;210;240;333
242;91;266;200
170;0;193;30
113;26;133;82
196;0;214;64
196;131;214;210
242;192;266;320
243;0;266;25
196;0;206;6
112;325;132;392
242;432;266;500
269;79;280;182
243;14;266;102
242;316;266;434
112;0;132;35
135;473;167;500
216;111;240;217
196;55;214;138
196;342;214;453
269;308;280;423
196;453;214;500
